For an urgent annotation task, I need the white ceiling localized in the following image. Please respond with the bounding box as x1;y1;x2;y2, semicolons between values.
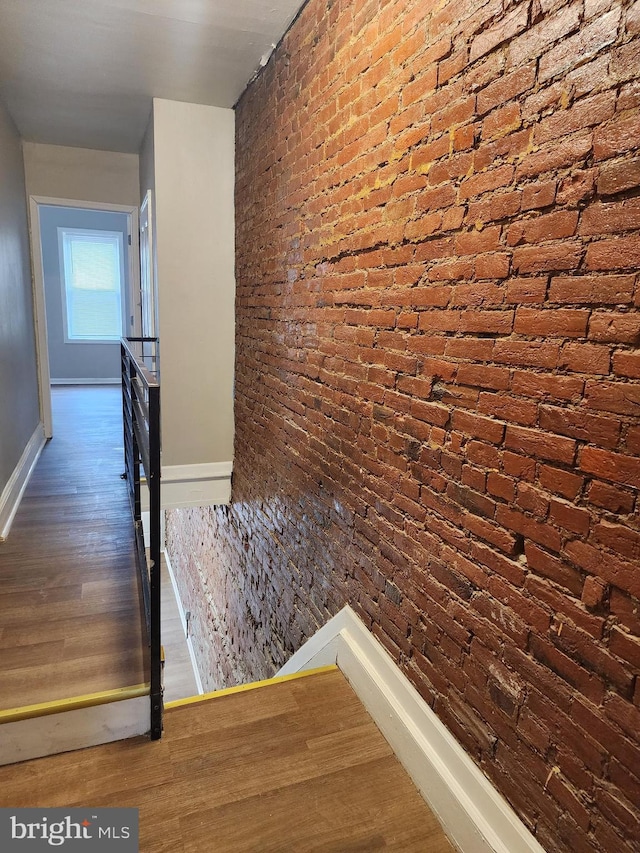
0;0;304;153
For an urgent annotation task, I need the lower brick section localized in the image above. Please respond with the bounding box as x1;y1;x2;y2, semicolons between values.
167;0;640;851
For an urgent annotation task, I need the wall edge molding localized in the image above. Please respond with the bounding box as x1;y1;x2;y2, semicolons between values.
0;422;46;540
146;461;233;510
277;605;546;853
162;461;233;482
163;548;205;696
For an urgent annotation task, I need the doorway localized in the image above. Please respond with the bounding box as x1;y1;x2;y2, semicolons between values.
29;197;140;437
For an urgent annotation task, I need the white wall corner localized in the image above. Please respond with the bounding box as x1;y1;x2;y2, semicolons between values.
0;423;45;540
277;605;547;853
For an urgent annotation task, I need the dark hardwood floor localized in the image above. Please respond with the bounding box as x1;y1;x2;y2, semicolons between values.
0;667;454;852
0;386;147;710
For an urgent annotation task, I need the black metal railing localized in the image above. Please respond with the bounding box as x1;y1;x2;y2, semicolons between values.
121;336;162;740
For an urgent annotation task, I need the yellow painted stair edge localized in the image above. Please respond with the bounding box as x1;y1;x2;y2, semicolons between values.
0;683;150;724
165;664;339;710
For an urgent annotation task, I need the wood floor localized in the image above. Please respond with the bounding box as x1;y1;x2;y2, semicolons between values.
0;386;147;710
0;668;454;852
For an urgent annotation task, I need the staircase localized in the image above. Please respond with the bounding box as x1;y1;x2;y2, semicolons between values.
0;666;453;852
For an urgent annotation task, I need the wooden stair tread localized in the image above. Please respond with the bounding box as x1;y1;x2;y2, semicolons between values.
0;668;454;852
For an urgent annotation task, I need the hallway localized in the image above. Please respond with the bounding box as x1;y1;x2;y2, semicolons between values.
0;386;146;711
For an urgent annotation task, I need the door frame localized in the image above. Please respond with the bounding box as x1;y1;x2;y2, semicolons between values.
28;196;141;438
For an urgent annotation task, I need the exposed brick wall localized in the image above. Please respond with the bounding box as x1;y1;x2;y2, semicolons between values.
166;0;640;849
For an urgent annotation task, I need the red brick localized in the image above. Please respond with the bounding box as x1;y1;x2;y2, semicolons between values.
457;363;510;391
534;92;616;144
470;3;530;62
597;158;640;197
552;621;634;695
494;340;560;369
559;342;611;375
521;179;557;211
582;576;607;609
478;392;538;426
565;540;640;599
538;8;622;82
503;450;535;481
585;380;640;416
526;541;584;595
454;225;502;256
505;425;577;465
613;350;640;379
514;307;589;338
516;134;593;180
549;274;635;304
475;253;511;279
579;198;640;236
628;0;640;33
589;311;640;345
595;112;640;159
452;123;477;152
526;575;605;641
617;79;640;111
507;210;579;246
451;409;505;444
572;698;640;775
611;38;640;83
438;50;468;86
487;471;516;501
467;190;522;225
477;63;537;115
482;102;521;141
459;165;515;200
459;310;514;335
507;3;581;67
549;499;591;536
529;635;604;704
539;404;621;450
587;480;635;513
593;520;640;561
506;278;549;305
513;241;584;273
538;464;585;500
229;5;640;851
609;628;640;670
431;97;476;134
557;168;598;205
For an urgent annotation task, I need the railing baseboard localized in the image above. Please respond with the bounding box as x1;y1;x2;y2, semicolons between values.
0;686;150;766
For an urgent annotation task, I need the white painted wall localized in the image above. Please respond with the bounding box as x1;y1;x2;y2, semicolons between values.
143;98;235;471
23;142;139;207
0;99;40;502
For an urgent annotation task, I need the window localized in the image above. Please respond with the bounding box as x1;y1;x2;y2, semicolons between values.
59;228;125;342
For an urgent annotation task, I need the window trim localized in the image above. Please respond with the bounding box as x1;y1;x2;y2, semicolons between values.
58;226;126;344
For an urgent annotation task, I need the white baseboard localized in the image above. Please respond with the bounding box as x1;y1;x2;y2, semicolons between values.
160;461;232;508
163;550;204;695
0;694;149;766
0;423;46;540
278;606;546;853
139;462;233;512
50;378;120;385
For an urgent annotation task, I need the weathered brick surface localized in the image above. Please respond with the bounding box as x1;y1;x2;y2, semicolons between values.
166;1;640;850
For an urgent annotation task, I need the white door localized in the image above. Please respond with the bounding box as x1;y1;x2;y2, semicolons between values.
140;191;157;338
